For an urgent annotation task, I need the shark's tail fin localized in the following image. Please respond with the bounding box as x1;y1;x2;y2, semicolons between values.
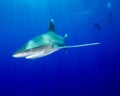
49;19;55;32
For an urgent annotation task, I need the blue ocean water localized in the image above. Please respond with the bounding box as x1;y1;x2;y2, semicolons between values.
0;0;120;96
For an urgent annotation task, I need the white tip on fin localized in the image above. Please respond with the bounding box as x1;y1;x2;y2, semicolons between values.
49;19;55;32
64;34;68;39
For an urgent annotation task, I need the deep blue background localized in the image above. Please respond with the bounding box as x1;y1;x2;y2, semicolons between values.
0;0;120;96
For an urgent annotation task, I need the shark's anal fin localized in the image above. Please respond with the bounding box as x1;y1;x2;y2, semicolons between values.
49;19;55;32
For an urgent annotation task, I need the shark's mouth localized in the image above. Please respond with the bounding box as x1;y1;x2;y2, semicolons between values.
13;46;60;59
25;48;60;59
13;45;48;58
13;50;45;59
13;51;34;58
25;51;45;59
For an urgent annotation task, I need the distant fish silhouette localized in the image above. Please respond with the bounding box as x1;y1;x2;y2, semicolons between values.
107;10;113;24
93;22;102;31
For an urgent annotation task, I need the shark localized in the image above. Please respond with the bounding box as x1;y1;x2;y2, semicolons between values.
12;19;100;59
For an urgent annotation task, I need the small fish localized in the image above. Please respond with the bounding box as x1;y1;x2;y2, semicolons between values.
93;22;102;31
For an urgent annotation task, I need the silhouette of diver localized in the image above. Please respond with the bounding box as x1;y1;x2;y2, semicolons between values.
93;22;102;31
107;1;113;24
107;10;113;24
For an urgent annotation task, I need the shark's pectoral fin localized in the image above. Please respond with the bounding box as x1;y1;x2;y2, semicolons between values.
49;19;55;32
56;42;100;49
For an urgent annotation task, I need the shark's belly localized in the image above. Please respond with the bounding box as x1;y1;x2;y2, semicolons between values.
26;46;59;59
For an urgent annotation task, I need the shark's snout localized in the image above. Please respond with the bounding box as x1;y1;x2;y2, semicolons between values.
12;51;31;58
12;53;25;58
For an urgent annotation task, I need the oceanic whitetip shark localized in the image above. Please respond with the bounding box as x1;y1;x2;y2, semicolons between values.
13;19;100;59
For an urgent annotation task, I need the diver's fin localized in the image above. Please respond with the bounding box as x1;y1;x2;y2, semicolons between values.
49;19;55;32
56;43;100;49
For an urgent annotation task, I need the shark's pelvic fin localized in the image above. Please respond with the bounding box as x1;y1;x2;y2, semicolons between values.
56;42;100;49
63;34;68;54
49;19;55;32
64;34;68;39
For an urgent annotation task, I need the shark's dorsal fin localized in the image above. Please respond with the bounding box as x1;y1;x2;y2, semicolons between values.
49;19;55;32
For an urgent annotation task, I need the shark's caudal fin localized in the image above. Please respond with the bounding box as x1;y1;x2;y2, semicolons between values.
49;19;55;32
56;42;100;49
